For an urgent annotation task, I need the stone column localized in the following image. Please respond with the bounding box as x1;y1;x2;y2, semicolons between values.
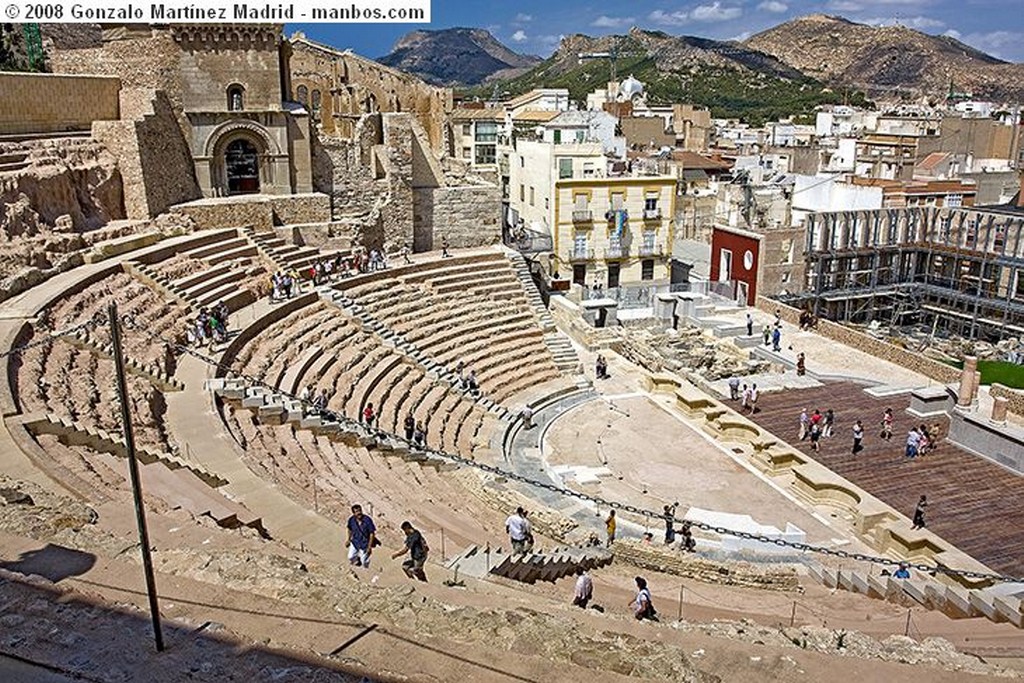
991;396;1008;424
958;356;977;407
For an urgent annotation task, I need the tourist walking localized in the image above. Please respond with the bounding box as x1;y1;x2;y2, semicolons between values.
413;421;427;448
741;384;750;412
441;237;452;258
506;507;532;555
823;408;835;438
728;375;741;401
748;384;759;414
796;352;806;376
746;312;753;337
362;402;376;426
392;521;429;582
596;354;609;380
763;325;771;347
808;420;822;452
403;412;415;441
663;503;678;544
605;509;616;547
573;568;593;609
679;521;696;552
346;504;377;568
799;408;809;440
631;577;657;621
880;408;894;440
905;428;921;459
772;326;782;352
852;419;864;454
912;495;928;530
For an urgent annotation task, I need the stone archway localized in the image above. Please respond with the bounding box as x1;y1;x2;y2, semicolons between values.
204;120;280;197
224;138;260;194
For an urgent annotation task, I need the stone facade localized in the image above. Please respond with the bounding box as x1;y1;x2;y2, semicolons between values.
0;73;120;135
413;184;502;250
758;296;961;384
289;34;452;151
171;194;330;232
92;88;202;220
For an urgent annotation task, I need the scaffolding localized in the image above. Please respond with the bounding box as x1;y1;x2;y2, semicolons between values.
781;205;1024;341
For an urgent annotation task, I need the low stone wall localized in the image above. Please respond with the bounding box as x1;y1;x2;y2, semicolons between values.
613;540;802;592
0;72;120;134
172;194;332;231
991;383;1024;416
757;296;959;385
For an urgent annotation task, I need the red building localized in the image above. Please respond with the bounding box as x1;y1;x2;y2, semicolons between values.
710;225;761;305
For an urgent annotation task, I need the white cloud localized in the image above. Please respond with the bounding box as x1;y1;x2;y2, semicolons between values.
534;34;566;52
691;2;743;22
862;15;945;29
511;30;528;43
959;30;1024;60
513;13;533;23
943;29;962;39
826;0;863;11
758;0;789;12
731;30;753;41
648;9;691;26
593;15;636;28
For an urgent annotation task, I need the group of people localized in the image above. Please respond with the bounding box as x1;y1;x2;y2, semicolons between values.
904;422;941;458
402;412;429;448
299;383;332;413
454;364;480;397
185;302;231;347
798;407;836;452
345;504;429;582
726;377;761;415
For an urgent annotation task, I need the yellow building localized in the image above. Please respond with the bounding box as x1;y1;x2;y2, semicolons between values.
553;176;675;289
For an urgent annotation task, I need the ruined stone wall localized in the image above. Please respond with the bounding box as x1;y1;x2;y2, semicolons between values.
412;184;502;250
757;227;807;298
171;194;331;232
0;73;120;135
290;37;452;152
382;115;415;249
758;296;961;384
92;89;201;220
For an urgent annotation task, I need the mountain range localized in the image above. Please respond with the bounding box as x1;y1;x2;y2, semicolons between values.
379;15;1024;119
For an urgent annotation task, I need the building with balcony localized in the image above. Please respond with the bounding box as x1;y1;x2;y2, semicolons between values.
552;176;675;289
451;107;505;173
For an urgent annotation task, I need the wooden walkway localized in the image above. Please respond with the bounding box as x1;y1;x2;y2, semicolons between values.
743;382;1024;578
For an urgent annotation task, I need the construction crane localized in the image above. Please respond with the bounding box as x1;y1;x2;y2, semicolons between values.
577;46;646;83
22;23;43;71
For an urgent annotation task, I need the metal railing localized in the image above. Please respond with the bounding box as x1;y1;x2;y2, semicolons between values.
638;242;664;257
643;208;662;220
572;210;593;222
567;247;595;262
604;244;630;259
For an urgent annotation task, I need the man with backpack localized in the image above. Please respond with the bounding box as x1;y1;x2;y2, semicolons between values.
632;576;657;621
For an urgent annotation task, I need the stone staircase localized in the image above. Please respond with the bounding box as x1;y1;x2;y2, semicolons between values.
324;291;514;421
242;226;350;275
57;328;184;393
0;151;30;174
506;252;581;374
207;377;459;473
24;413;228;489
445;543;614;584
809;562;1024;628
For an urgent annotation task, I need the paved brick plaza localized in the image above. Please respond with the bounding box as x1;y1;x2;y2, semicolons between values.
744;381;1024;578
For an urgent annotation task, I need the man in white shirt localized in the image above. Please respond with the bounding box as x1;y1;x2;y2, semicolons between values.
573;568;593;608
505;507;532;555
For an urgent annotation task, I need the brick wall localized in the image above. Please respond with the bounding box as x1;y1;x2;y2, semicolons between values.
758;296;960;384
0;73;120;134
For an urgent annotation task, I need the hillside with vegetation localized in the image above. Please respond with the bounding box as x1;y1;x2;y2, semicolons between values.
480;28;867;125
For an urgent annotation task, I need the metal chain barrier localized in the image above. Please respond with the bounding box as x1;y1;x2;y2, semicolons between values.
0;315;106;360
117;314;1022;584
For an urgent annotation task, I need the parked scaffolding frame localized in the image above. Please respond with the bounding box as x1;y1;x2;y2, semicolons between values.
781;205;1024;341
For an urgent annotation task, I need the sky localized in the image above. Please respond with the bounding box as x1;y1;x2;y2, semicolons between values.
289;0;1024;65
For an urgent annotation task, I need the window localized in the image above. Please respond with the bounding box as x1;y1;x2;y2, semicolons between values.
575;130;585;143
529;186;535;206
553;129;562;144
462;147;471;159
558;158;573;179
641;259;655;281
311;89;321;115
583;163;595;177
946;193;963;208
573;264;587;285
644;197;658;211
475;122;498;143
296;85;308;106
462;123;472;136
474;145;496;165
545;198;549;210
519;185;525;202
611;192;624;211
227;84;245;111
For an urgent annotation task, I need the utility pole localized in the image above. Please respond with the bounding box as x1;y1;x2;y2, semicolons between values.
108;303;165;652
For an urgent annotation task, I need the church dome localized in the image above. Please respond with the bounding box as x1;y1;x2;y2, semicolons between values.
619;75;645;101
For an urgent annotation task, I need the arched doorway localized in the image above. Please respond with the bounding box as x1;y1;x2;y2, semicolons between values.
225;138;260;194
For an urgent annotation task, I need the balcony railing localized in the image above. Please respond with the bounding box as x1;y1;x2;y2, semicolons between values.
643;208;662;220
639;242;664;257
567;247;595;262
572;210;593;223
604;244;630;259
